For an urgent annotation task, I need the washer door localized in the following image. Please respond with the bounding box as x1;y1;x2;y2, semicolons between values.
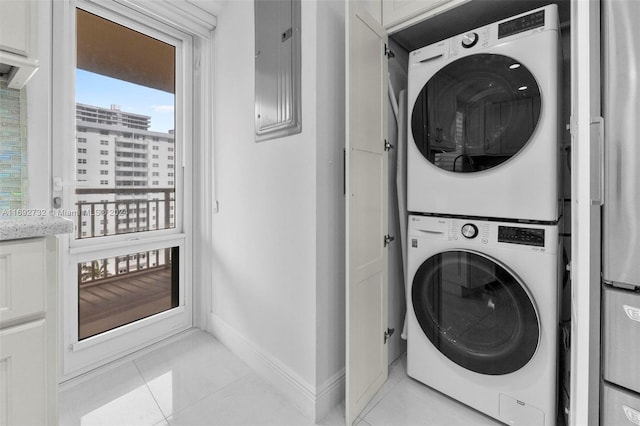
412;250;539;375
411;54;541;173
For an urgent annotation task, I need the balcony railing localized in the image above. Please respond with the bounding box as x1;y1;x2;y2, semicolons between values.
77;247;177;340
75;188;174;239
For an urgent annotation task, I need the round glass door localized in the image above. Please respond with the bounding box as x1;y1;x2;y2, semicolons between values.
411;54;541;173
412;250;539;375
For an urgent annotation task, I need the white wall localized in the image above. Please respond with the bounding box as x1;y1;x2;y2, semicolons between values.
27;0;52;209
314;0;346;402
210;0;345;419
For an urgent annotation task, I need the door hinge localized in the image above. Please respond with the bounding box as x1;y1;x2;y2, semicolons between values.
384;44;395;59
384;140;394;151
384;328;395;344
383;234;395;247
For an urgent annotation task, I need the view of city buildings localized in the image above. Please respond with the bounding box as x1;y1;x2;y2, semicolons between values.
74;103;178;339
75;103;176;239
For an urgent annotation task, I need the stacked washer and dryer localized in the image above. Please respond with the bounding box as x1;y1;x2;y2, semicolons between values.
405;5;563;426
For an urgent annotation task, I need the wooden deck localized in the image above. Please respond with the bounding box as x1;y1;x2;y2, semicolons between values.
78;267;175;340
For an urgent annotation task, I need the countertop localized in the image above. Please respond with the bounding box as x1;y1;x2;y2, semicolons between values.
0;216;74;241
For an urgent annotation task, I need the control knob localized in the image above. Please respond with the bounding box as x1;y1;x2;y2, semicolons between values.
461;32;479;48
461;223;478;239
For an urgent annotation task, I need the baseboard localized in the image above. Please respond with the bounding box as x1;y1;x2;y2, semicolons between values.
316;367;345;421
208;312;344;422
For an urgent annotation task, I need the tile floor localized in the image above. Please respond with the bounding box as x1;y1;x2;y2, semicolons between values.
59;329;501;426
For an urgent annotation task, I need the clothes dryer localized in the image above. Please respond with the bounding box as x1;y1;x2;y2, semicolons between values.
406;215;561;425
407;5;561;221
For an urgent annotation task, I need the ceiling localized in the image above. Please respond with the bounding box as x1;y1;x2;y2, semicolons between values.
391;0;570;52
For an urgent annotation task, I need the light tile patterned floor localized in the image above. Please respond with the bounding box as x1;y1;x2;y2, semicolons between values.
59;330;500;425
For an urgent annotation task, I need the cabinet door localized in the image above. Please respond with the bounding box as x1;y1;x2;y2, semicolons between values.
0;320;47;426
0;239;46;326
0;1;33;57
345;2;389;425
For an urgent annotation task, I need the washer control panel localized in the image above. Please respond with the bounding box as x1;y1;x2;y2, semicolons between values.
408;216;557;254
498;226;545;247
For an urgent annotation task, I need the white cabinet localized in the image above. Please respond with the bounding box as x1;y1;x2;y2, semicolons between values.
382;0;468;31
0;321;48;426
0;0;39;89
0;238;46;324
0;237;58;426
0;1;35;57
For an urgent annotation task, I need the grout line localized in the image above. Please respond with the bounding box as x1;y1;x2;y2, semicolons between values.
132;330;255;422
133;360;170;424
360;359;408;419
166;372;251;420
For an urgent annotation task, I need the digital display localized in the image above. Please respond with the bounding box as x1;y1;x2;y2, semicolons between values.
498;10;545;39
498;226;545;247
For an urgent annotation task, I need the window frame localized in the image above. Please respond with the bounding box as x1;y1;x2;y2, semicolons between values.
51;0;214;380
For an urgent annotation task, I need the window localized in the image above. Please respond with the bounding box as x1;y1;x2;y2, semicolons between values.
152;154;159;159
78;158;87;164
65;5;189;375
168;172;174;177
78;169;87;174
78;137;87;143
168;164;174;169
168;181;174;185
167;156;173;160
168;147;174;152
78;148;87;153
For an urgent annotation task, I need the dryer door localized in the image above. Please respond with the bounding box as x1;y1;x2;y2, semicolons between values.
411;250;539;375
411;54;541;173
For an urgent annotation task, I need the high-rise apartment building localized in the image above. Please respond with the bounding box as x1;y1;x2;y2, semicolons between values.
75;103;175;238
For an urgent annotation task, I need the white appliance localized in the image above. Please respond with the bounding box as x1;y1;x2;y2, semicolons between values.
406;215;560;425
407;5;561;222
601;1;640;422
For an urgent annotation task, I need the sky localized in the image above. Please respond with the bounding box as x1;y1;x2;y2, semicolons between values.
76;69;175;133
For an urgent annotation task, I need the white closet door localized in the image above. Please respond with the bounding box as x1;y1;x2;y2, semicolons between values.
345;2;389;425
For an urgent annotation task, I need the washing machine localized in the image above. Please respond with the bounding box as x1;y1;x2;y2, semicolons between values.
407;5;561;222
406;215;561;425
